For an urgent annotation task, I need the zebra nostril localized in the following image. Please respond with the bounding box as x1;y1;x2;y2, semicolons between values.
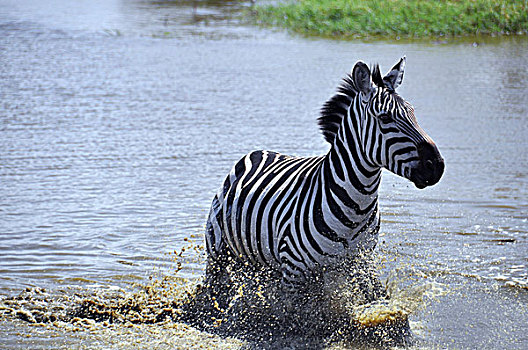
425;160;434;171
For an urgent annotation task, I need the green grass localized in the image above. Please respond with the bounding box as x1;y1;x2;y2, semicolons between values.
253;0;528;38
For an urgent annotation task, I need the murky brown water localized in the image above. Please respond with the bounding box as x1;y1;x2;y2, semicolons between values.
1;0;527;348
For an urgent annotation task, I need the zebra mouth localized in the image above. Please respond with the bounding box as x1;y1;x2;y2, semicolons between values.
413;180;428;189
405;167;426;188
404;167;411;179
404;168;426;188
410;174;430;189
410;159;444;189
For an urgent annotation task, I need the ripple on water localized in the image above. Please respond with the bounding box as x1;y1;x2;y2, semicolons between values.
1;0;528;348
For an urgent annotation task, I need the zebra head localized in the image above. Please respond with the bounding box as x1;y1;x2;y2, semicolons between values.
351;57;444;188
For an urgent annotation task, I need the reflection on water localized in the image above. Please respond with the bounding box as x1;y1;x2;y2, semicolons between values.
0;0;527;348
0;0;258;39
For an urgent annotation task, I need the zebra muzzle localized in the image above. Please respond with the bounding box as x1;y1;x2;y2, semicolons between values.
411;142;444;188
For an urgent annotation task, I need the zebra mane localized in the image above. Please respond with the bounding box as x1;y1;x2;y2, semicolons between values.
319;64;385;144
318;73;357;144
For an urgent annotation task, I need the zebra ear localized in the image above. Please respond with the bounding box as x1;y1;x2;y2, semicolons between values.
352;61;373;96
383;56;406;91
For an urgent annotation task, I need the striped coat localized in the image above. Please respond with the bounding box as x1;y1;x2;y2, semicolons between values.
205;57;444;289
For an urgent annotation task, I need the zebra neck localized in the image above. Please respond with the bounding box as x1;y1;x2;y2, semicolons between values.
316;108;382;238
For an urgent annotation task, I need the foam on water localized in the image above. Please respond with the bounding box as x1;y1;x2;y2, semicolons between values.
351;280;446;328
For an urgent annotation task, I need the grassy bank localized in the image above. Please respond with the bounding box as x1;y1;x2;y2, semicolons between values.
253;0;528;38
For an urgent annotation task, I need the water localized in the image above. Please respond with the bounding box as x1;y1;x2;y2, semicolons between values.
1;0;527;348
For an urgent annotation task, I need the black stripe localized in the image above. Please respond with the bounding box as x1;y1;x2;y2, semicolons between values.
328;178;377;216
384;137;413;169
245;157;300;265
235;151;284;262
349;206;379;242
312;176;349;248
258;158;309;265
322;159;359;230
230;152;266;259
223;154;254;257
335;137;377;195
329;147;345;182
292;165;323;262
299;169;329;258
342;116;380;179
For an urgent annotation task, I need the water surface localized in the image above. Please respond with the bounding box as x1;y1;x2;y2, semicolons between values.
1;0;527;348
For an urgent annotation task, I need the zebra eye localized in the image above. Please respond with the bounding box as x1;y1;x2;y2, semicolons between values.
378;112;392;123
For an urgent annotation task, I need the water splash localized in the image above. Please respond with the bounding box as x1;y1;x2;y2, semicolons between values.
352;277;446;328
0;244;447;349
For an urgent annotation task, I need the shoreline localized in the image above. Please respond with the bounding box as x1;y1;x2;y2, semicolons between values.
252;0;528;39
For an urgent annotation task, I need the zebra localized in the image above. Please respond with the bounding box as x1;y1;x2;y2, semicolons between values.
204;57;444;292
